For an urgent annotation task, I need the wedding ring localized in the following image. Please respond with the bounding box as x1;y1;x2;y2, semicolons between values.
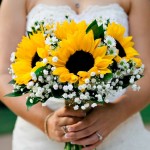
96;132;103;141
62;126;68;134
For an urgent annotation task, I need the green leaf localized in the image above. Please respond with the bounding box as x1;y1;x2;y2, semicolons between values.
27;31;33;37
103;73;113;82
86;20;104;39
35;66;45;77
26;97;40;110
5;91;23;97
8;80;16;84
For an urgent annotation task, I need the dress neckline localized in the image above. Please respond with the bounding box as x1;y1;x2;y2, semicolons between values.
27;3;127;17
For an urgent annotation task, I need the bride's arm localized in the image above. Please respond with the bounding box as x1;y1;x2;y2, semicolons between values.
63;0;150;149
0;0;85;142
0;0;53;132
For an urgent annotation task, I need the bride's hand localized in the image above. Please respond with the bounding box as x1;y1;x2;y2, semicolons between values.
65;103;126;150
47;107;85;142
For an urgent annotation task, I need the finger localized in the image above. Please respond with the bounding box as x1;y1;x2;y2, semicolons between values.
58;117;82;126
57;107;86;117
67;116;96;132
65;124;97;139
71;133;99;146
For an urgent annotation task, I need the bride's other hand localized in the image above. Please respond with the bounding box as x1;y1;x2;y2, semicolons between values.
47;107;85;142
64;101;126;149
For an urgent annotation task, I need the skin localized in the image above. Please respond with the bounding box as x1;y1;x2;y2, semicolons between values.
0;0;150;149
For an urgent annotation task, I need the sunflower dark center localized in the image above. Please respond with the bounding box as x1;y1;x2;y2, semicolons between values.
66;50;94;75
116;40;126;57
32;52;41;68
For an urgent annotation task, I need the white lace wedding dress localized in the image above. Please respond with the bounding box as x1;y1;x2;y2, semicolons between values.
12;3;150;150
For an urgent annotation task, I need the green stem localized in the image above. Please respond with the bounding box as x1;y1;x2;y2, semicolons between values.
65;143;82;150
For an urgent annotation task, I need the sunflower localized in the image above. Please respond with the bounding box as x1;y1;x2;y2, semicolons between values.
12;32;50;85
106;22;142;67
54;20;87;40
50;29;113;84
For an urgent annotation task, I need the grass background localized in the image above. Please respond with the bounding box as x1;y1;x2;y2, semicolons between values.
0;104;150;135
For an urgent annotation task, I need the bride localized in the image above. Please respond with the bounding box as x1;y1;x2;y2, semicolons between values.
0;0;150;150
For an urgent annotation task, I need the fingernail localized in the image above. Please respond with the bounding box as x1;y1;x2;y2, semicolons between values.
65;133;70;138
67;127;73;132
71;142;75;144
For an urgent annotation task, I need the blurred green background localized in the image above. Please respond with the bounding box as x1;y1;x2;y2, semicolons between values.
0;102;150;135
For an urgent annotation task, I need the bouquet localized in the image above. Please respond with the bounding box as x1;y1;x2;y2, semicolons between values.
6;17;144;150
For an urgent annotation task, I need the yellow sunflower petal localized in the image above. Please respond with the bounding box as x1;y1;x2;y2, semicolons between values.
95;57;113;69
59;73;78;83
77;71;89;78
131;57;142;67
100;68;112;74
125;47;139;57
92;46;107;58
53;67;69;76
37;46;49;59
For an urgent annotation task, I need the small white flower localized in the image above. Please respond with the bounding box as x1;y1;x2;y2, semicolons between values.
45;37;51;45
129;78;134;84
38;76;44;83
97;85;102;90
97;94;103;102
52;56;58;62
63;85;68;92
10;52;16;62
127;69;131;74
43;70;49;75
68;84;73;91
27;81;34;89
91;72;96;77
51;67;56;71
105;99;110;103
68;94;74;99
74;98;81;104
107;47;118;56
136;74;141;79
30;99;33;104
85;92;90;96
43;58;48;64
80;94;85;100
91;78;96;83
91;103;97;108
104;36;116;47
73;105;79;110
78;84;86;91
59;85;62;89
53;84;58;90
132;84;138;91
105;84;110;89
87;84;92;90
85;78;90;84
93;85;96;90
31;72;37;81
62;93;68;98
46;76;51;81
84;103;90;108
81;106;86;110
119;81;123;85
100;74;104;78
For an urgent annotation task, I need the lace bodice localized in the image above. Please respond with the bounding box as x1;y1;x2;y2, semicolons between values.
26;3;128;35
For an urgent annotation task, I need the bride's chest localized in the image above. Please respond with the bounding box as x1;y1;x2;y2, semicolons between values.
26;3;129;35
